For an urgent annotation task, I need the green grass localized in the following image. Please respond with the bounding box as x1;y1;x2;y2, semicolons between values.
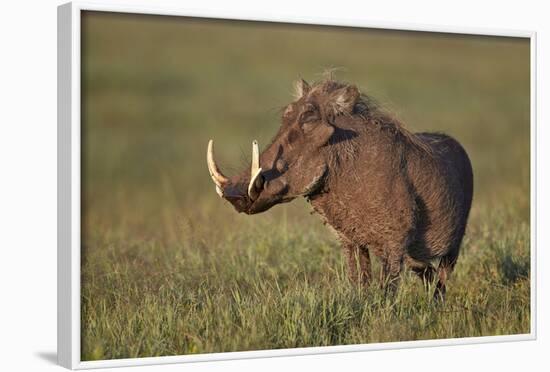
80;12;531;360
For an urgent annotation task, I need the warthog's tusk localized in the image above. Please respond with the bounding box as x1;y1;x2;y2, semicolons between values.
248;167;263;199
207;140;229;193
248;140;262;199
215;184;224;198
251;140;260;176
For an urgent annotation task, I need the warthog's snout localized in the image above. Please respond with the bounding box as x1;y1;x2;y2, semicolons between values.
207;139;289;214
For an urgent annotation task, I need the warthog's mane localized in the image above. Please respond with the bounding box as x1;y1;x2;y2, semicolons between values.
309;77;434;157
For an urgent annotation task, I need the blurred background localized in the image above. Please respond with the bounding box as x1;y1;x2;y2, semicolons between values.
81;11;530;360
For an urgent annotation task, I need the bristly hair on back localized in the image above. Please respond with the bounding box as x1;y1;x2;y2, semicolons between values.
304;74;434;156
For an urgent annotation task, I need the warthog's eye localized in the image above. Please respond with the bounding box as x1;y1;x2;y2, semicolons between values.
299;105;319;124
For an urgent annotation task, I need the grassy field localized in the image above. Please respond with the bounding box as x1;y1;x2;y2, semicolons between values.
80;12;531;360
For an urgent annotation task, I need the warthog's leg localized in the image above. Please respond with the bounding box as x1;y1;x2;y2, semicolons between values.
412;265;436;290
343;244;371;287
405;256;437;290
380;251;405;295
434;252;459;301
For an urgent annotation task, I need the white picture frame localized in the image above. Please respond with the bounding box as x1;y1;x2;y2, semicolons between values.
57;1;537;369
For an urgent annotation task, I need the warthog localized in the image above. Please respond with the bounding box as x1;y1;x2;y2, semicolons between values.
207;77;473;299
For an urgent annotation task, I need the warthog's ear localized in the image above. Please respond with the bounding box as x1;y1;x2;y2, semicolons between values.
330;85;360;115
293;79;311;100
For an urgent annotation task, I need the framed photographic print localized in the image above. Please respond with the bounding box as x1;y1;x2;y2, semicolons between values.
58;1;536;369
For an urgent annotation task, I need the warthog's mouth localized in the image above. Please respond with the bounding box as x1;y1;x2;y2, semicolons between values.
212;180;294;215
